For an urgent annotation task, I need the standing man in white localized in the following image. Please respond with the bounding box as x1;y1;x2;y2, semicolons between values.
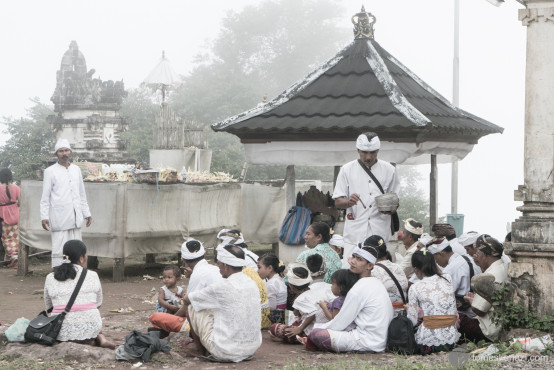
40;139;92;267
333;132;400;262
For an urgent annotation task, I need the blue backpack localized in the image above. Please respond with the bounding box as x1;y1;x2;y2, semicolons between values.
279;197;311;245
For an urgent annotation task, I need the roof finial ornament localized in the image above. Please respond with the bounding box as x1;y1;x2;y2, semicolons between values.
352;5;376;39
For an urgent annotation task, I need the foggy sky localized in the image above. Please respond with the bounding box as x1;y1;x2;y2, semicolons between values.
1;0;526;240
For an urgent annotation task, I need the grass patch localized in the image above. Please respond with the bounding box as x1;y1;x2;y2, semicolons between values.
282;354;499;370
0;356;102;370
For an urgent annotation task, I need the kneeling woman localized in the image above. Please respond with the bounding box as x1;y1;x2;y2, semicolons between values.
308;244;393;352
407;249;460;354
43;240;115;348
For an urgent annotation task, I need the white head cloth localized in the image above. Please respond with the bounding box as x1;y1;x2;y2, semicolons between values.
457;231;480;247
352;246;377;264
286;263;312;286
217;228;245;245
181;238;205;260
329;234;344;249
356;134;380;152
216;244;246;267
54;138;71;153
419;233;433;246
428;238;450;254
404;218;423;235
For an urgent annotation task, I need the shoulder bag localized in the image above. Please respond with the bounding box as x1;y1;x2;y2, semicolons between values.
357;160;400;234
376;263;417;354
25;268;88;346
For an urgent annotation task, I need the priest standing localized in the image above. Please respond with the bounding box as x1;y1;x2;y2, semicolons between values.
333;132;400;261
40;139;92;267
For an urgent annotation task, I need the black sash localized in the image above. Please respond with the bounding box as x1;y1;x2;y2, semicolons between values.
357;160;400;235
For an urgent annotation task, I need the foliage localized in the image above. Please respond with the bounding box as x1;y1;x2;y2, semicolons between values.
491;283;554;334
165;0;349;180
119;87;159;164
0;98;55;181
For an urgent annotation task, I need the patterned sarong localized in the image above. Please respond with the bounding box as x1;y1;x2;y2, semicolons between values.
1;221;18;261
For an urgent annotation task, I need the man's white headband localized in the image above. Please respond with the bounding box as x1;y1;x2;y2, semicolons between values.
286;263;312;286
356;134;380;152
428;238;450;254
404;218;423;235
217;229;245;245
54;138;72;153
329;234;344;249
458;232;480;247
216;244;246;267
181;238;205;260
352;246;377;264
419;233;433;246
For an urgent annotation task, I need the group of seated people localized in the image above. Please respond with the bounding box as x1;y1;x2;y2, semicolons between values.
42;219;510;362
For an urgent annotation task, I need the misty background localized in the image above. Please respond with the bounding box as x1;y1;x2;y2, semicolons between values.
1;0;526;240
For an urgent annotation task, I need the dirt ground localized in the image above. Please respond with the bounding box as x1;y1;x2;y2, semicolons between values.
0;255;545;369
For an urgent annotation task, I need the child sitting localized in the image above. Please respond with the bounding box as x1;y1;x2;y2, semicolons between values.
318;269;359;321
257;253;287;324
268;263;313;343
304;254;336;325
156;265;183;314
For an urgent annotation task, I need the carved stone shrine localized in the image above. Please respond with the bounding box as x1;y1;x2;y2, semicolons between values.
48;40;131;162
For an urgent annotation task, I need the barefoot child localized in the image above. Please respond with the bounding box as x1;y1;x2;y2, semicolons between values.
156;265;183;314
318;269;359;321
257;253;287;324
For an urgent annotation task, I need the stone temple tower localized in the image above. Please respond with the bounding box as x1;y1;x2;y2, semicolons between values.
49;41;130;162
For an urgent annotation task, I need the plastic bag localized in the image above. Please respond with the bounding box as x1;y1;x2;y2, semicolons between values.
5;317;30;342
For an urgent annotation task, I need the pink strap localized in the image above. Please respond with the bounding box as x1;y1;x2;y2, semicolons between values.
276;304;287;310
52;302;97;313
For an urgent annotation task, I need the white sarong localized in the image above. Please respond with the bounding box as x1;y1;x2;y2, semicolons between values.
51;228;82;267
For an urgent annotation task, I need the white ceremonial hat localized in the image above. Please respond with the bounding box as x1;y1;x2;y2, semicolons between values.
181;238;205;260
216;243;246;267
54;138;71;153
427;238;450;254
356;133;380;151
457;231;480;247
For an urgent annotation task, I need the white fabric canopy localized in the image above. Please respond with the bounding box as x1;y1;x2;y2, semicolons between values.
243;140;474;166
143;53;180;86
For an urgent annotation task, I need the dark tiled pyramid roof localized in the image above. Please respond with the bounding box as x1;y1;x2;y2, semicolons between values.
212;37;503;142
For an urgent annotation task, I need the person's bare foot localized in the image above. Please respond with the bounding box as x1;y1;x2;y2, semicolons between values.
96;334;117;350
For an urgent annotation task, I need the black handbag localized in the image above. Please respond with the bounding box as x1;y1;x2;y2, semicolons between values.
376;263;417;354
25;269;88;345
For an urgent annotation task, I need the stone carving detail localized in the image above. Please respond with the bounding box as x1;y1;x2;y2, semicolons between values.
51;41;127;111
352;6;376;39
519;7;554;26
48;41;131;162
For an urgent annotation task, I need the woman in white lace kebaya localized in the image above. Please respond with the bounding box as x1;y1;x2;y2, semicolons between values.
43;240;115;348
407;249;460;354
365;235;408;309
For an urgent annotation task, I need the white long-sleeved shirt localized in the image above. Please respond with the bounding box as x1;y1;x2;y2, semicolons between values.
443;253;477;296
40;163;91;231
264;274;287;310
317;277;393;353
333;159;400;259
186;259;223;294
188;272;262;362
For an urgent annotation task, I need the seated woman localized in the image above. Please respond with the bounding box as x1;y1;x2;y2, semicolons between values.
366;235;408;309
407;249;460;355
43;240;115;349
307;244;393;353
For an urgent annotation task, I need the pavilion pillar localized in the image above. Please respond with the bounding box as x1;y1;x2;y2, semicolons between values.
429;155;438;230
506;1;554;315
285;165;296;208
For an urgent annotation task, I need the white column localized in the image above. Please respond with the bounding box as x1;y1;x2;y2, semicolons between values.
509;0;554;316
